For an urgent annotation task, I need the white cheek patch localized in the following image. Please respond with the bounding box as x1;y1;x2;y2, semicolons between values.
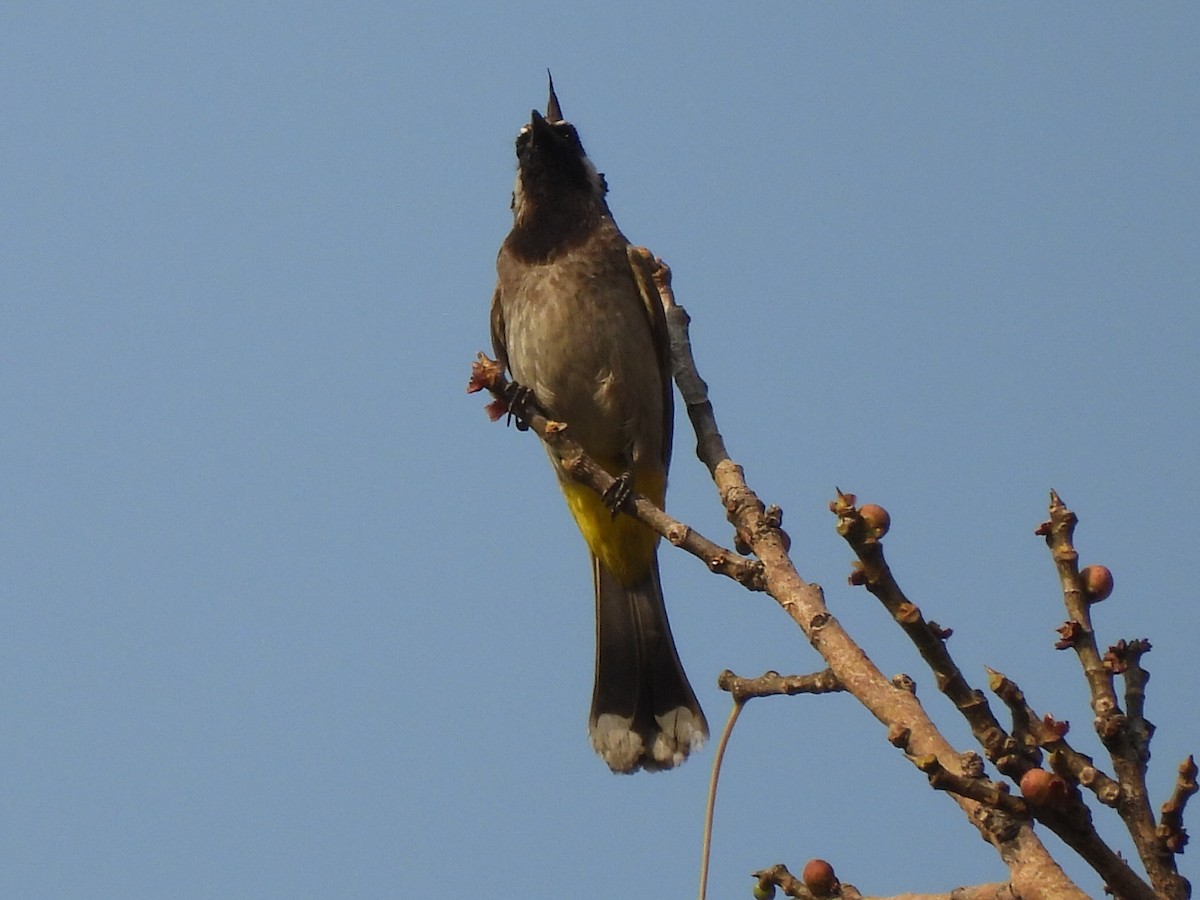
512;173;527;221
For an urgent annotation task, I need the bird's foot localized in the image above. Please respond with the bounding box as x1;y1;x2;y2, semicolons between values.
602;471;634;519
503;382;539;432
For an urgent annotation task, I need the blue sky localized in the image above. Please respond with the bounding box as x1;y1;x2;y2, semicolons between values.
2;4;1197;898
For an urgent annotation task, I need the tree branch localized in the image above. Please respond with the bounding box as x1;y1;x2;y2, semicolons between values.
1038;493;1190;899
468;354;765;591
752;861;1017;900
986;667;1121;807
635;250;1088;900
718;668;845;701
832;492;1016;774
470;251;1200;899
1158;755;1196;855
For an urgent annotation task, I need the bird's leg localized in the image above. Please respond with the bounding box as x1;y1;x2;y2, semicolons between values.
502;382;540;432
602;471;635;519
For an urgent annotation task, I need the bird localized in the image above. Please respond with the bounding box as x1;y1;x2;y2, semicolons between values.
489;76;708;773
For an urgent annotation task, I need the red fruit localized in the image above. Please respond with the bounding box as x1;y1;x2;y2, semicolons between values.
1020;769;1069;808
859;503;890;538
1080;565;1114;603
802;858;838;897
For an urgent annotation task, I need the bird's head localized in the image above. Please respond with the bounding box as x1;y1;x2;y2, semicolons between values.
511;74;608;223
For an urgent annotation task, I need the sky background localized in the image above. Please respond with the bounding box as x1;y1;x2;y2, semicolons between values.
2;4;1197;898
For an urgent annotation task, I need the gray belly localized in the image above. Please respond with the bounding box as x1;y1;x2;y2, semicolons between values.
502;263;664;465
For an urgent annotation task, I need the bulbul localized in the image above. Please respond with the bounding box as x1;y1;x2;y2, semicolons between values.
489;78;708;773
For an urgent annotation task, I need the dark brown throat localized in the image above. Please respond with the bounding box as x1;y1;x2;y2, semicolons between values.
506;196;606;263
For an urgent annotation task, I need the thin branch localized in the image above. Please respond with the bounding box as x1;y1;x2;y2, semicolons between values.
752;862;1017;900
635;250;1088;900
1036;493;1120;724
718;668;845;701
701;670;845;900
468;355;765;591
473;252;1091;899
986;667;1121;807
1158;754;1196;855
914;753;1027;817
1037;492;1188;899
474;246;1195;900
831;492;1017;774
1105;638;1155;763
751;863;811;899
1026;801;1159;900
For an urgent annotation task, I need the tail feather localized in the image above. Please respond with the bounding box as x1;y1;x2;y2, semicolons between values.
589;554;707;773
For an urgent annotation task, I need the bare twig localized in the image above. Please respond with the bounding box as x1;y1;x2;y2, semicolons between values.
468;355;765;590
1106;639;1155;764
473;253;1096;899
831;491;1156;896
1037;492;1189;899
636;250;1088;900
1026;801;1159;900
832;492;1016;771
1036;493;1120;723
752;863;1017;900
986;667;1122;807
718;668;845;701
751;863;809;899
914;753;1026;817
1158;755;1197;855
701;670;845;899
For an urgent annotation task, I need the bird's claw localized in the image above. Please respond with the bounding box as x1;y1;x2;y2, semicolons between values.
503;383;538;432
602;471;634;519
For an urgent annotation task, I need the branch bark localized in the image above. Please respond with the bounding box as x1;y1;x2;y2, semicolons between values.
638;250;1088;900
1038;494;1190;899
470;250;1195;899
